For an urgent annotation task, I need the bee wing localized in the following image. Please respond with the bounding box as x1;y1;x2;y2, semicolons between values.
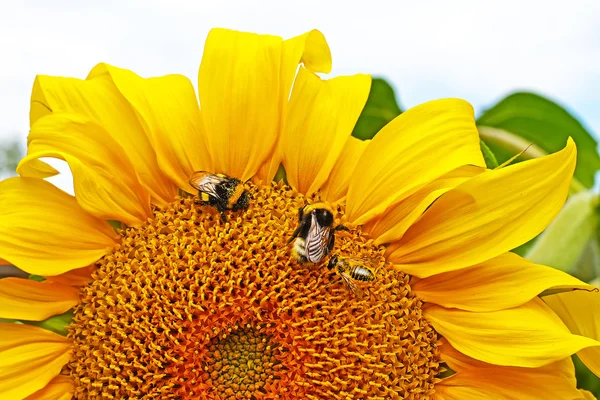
189;171;226;200
305;214;332;263
339;271;359;296
340;256;381;274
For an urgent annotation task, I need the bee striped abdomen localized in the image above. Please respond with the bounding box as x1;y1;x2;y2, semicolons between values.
348;265;375;282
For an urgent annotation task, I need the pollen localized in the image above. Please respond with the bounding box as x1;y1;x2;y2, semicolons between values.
68;182;441;399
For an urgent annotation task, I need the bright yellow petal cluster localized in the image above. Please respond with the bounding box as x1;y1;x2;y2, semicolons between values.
0;27;598;400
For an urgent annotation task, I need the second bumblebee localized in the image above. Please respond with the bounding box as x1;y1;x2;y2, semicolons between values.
288;202;347;264
189;171;250;221
327;254;376;295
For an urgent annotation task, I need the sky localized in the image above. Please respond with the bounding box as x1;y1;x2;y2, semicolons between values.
0;0;599;191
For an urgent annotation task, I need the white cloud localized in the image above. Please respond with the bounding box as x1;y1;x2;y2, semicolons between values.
1;0;599;192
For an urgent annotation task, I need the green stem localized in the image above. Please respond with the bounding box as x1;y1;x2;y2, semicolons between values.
478;125;586;193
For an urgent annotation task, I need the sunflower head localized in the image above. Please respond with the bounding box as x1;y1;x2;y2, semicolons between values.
0;27;599;400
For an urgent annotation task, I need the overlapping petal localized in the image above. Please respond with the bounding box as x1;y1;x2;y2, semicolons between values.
320;136;370;203
199;29;279;181
18;113;152;226
0;324;71;399
345;98;485;225
28;73;175;204
365;165;484;244
425;297;599;368
0;278;79;321
579;390;598;400
389;138;576;277
16;159;59;179
413;252;592;311
255;30;332;183
45;266;94;287
436;341;580;400
0;177;116;276
281;68;371;194
544;290;600;377
89;64;208;193
200;29;333;183
24;375;73;400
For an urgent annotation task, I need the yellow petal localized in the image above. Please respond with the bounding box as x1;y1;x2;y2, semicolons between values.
0;278;79;321
16;159;59;179
439;338;576;381
425;297;599;368
365;165;484;245
435;356;580;400
199;28;334;182
282;29;332;79
199;28;279;182
0;324;71;399
0;177;116;276
579;390;598;400
18;113;152;226
346;98;485;225
88;64;208;193
25;375;73;400
413;252;592;312
45;266;94;287
389;138;576;278
281;68;371;194
438;340;579;400
29;73;176;204
255;29;332;183
544;290;600;377
320;137;370;203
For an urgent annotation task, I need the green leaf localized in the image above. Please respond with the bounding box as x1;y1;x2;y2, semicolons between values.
526;191;599;276
22;310;73;336
274;164;287;184
107;220;123;231
0;140;24;176
352;78;402;140
575;354;600;396
479;140;498;168
575;236;600;282
477;92;600;188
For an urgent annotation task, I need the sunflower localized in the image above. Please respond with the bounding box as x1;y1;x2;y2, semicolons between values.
1;27;599;400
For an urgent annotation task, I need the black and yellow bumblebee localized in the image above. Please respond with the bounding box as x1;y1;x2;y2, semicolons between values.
288;202;347;264
327;254;376;295
188;171;250;221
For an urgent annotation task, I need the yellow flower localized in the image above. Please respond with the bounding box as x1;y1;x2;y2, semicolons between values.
0;28;599;400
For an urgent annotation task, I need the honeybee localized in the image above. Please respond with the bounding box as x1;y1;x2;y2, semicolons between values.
189;171;250;221
327;254;376;295
288;202;347;264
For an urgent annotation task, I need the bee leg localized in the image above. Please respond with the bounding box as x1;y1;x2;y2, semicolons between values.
216;203;227;222
297;206;304;221
287;220;306;244
334;225;350;232
327;230;336;254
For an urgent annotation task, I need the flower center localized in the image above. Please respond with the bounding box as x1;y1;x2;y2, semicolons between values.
68;182;440;399
205;328;281;397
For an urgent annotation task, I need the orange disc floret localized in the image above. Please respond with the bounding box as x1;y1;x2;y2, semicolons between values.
68;182;440;399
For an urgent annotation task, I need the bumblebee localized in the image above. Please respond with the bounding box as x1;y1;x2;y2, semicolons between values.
189;171;250;221
327;254;376;295
288;202;347;264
